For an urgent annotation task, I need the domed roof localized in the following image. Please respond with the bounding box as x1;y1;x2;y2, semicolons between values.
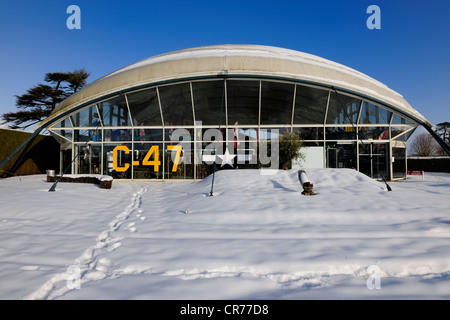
38;44;431;128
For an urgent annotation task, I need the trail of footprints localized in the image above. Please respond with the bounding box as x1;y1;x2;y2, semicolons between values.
25;185;150;300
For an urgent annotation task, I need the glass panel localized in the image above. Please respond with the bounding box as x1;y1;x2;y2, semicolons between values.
391;113;414;125
231;127;258;141
51;117;72;128
260;81;294;125
133;143;164;180
359;126;389;140
327;92;361;125
358;142;390;180
392;147;406;179
165;128;193;144
75;144;101;174
326;142;357;169
98;95;130;127
104;144;132;179
259;126;291;139
50;129;73;142
392;126;415;142
127;88;162;126
71;105;101;127
192;80;225;126
293;127;324;140
74;129;102;142
359;102;392;125
293;85;328;124
158;83;193;126
326;126;356;140
227;80;260;126
259;128;281;141
198;128;224;142
104;129;132;142
134;129;163;142
165;142;194;179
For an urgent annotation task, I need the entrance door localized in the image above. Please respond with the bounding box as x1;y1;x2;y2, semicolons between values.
358;143;389;180
327;148;338;168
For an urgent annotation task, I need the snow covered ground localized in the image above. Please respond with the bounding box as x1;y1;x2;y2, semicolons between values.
0;168;449;300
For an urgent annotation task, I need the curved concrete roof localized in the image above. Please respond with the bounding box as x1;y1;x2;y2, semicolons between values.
38;44;431;128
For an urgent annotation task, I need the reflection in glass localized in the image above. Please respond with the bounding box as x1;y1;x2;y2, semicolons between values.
134;129;163;142
391;113;413;125
159;83;193;126
98;95;130;127
75;144;101;174
392;126;416;142
227;80;259;126
359;102;391;125
327;92;361;125
293;85;328;124
293;127;324;140
358;142;389;180
192;81;225;125
50;129;73;142
74;129;101;142
51;117;72;128
71;105;100;127
392;147;406;179
326;127;356;140
127;88;162;126
260;81;294;125
104;129;132;142
359;126;389;140
326;142;357;169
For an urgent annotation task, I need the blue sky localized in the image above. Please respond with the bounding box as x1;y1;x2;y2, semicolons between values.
0;0;449;129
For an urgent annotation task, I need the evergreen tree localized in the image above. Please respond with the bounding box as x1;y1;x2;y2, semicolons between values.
2;69;89;129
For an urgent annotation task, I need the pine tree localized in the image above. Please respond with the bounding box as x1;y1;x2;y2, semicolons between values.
2;69;89;129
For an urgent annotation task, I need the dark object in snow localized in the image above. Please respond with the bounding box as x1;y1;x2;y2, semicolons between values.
298;169;315;196
46;174;113;189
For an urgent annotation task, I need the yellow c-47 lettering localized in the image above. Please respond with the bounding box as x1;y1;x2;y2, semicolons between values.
113;145;180;172
113;145;130;172
167;145;182;172
142;145;161;172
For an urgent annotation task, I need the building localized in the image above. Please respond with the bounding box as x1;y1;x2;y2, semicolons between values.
34;45;442;181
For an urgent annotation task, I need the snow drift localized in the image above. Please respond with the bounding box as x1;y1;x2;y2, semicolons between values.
0;168;449;300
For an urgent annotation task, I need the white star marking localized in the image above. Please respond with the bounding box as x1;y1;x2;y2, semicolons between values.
216;148;236;167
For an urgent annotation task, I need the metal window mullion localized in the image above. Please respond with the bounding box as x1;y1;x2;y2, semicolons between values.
189;82;197;179
95;104;104;127
100;142;104;175
258;80;262;137
156;87;165;179
156;87;164;127
190;82;196;124
130;127;134;180
323;90;331;142
124;94;133;129
224;79;228;128
291;84;297;132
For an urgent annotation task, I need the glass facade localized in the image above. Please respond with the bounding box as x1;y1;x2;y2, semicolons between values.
48;78;418;181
